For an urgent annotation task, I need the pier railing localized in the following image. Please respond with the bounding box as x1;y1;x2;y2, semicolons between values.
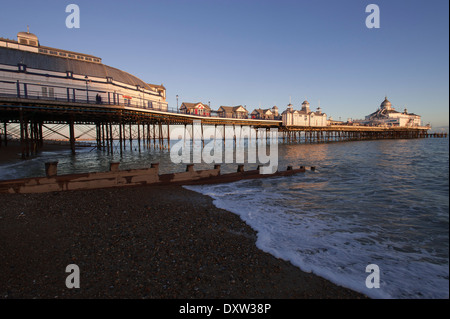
0;87;241;119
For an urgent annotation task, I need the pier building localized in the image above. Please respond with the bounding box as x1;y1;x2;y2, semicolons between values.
282;100;327;126
360;97;422;127
216;105;249;119
251;106;280;120
179;102;211;116
0;29;168;110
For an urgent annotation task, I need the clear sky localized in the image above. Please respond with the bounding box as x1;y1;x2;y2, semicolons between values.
1;0;448;127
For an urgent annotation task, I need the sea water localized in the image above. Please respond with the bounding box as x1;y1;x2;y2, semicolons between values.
0;138;448;298
185;138;449;299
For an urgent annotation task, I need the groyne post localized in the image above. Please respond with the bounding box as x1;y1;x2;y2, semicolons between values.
45;161;58;177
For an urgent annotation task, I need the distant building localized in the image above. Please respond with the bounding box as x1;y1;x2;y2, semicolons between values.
251;106;279;120
217;105;248;119
362;97;422;127
271;106;281;119
282;100;327;126
179;102;211;116
0;30;168;110
327;117;345;126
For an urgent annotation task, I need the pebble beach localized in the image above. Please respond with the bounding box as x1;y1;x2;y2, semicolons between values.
0;184;368;299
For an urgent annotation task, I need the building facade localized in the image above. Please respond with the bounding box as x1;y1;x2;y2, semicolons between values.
179;102;211;116
251;106;279;120
217;105;248;119
282;100;327;126
0;30;168;110
362;97;422;127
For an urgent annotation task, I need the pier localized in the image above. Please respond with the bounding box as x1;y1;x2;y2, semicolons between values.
1;30;446;161
0;93;444;159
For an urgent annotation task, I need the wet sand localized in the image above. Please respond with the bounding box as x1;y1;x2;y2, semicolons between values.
0;184;368;299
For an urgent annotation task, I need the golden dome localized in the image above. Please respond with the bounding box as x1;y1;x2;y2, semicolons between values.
380;97;392;108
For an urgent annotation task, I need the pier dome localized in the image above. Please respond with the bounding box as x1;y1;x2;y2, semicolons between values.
380;97;392;110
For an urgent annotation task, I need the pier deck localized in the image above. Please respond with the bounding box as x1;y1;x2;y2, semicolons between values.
0;95;444;159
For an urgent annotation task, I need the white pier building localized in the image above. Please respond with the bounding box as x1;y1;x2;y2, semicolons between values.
282;100;327;127
0;30;167;110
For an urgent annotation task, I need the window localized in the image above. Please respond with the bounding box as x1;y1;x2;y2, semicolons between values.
106;77;113;83
18;64;27;72
85;57;92;61
49;50;58;55
39;49;48;54
49;88;54;98
68;54;76;58
59;52;67;57
29;40;37;46
42;87;48;97
66;71;73;78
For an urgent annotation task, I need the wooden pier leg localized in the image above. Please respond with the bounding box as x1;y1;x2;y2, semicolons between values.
109;123;113;154
137;122;141;152
3;122;7;147
158;122;162;149
37;121;43;149
105;123;110;154
223;125;226;144
146;124;149;149
149;123;152;149
96;123;101;150
201;122;204;148
33;122;38;154
29;121;34;155
129;123;133;151
101;123;106;150
121;123;125;150
20;117;26;159
153;124;156;149
119;123;123;155
167;123;170;150
69;119;76;155
25;120;30;157
142;123;146;150
161;123;164;150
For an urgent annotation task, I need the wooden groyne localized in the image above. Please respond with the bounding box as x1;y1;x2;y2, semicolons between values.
0;162;309;194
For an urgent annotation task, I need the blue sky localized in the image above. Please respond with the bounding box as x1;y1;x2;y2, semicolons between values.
1;0;448;127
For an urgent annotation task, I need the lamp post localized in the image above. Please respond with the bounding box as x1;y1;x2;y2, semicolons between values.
176;95;179;113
